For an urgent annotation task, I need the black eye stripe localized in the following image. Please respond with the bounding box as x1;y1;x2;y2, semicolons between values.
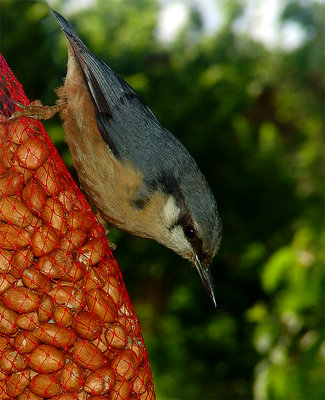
170;217;205;261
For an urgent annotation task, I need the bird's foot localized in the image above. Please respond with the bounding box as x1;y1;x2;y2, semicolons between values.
0;100;68;123
96;212;117;251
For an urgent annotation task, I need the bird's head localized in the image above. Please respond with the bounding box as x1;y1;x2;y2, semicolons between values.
156;172;222;307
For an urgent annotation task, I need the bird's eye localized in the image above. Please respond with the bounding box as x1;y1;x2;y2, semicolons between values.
184;225;195;239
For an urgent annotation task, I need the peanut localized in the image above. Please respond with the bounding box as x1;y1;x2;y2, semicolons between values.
1;286;40;313
84;366;115;395
31;224;59;256
1;141;17;169
0;195;34;227
37;248;73;279
60;228;87;253
75;391;88;400
35;160;61;196
111;349;139;381
67;209;91;231
92;337;108;354
28;344;65;373
0;223;30;249
37;293;54;323
0;249;12;274
29;373;61;397
86;288;117;323
14;331;39;354
10;247;33;278
0;273;17;295
17;390;43;399
78;238;105;265
0;304;18;335
118;302;132;318
106;275;123;306
25;214;42;235
22;181;46;213
22;267;52;293
52;394;76;400
0;336;7;352
5;369;30;397
105;323;126;350
49;285;85;311
0;348;27;373
139;387;155;400
89;396;108;400
84;267;106;292
53;306;73;328
42;197;67;234
0;171;24;197
17;137;49;169
132;367;151;395
34;322;76;349
0;380;8;400
98;257;118;277
16;311;40;331
0;150;6;177
72;311;102;341
6;119;30;144
57;189;76;213
73;340;105;370
12;162;33;183
108;380;132;400
59;360;83;392
64;260;85;282
128;339;145;365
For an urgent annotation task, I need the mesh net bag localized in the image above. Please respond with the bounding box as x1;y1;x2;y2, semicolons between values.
0;54;155;400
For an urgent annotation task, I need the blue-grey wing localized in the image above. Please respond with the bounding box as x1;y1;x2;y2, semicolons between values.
52;9;199;194
53;10;164;158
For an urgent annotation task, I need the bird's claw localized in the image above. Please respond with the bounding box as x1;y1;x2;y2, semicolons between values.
96;212;117;251
0;100;67;124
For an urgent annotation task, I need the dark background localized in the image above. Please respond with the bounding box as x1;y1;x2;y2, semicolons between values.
0;0;323;398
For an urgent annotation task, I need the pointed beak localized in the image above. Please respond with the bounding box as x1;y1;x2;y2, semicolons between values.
194;255;217;307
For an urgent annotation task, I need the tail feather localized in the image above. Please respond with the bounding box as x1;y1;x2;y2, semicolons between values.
51;8;121;114
51;9;86;49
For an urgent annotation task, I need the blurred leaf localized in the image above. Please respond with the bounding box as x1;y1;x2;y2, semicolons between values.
261;247;295;293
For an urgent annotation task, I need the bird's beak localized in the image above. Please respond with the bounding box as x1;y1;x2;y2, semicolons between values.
194;255;217;307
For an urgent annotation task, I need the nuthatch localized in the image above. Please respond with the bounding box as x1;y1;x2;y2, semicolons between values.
10;10;222;305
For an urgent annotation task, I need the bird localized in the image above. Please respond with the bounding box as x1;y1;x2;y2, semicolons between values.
9;9;222;306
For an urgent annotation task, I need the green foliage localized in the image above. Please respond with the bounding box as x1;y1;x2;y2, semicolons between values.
1;0;323;398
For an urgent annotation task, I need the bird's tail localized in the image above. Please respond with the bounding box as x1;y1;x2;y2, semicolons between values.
51;9;88;53
51;9;155;120
51;8;120;114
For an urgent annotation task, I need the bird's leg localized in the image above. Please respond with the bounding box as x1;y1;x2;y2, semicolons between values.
0;100;68;123
96;212;117;251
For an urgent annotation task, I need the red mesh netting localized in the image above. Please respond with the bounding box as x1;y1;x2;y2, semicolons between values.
0;54;155;400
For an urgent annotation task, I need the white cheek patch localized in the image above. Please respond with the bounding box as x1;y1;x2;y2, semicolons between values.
161;196;194;261
169;225;193;259
162;196;181;227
